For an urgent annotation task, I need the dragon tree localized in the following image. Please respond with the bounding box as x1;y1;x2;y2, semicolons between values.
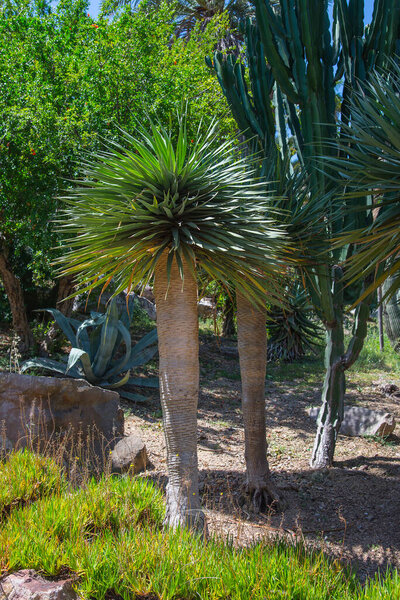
57;118;286;529
209;0;400;469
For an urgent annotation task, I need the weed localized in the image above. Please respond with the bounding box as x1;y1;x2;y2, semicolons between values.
362;435;396;448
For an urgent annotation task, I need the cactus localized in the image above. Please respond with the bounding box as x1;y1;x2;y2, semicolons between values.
210;0;400;467
383;276;400;351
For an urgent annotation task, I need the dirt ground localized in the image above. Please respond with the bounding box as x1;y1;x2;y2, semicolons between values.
123;336;400;582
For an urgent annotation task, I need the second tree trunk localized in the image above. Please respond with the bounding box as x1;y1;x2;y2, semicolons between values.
236;291;281;511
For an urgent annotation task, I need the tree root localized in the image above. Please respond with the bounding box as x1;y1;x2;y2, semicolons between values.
246;479;285;513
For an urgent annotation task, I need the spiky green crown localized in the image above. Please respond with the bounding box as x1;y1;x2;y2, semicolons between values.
328;63;400;302
57;118;287;304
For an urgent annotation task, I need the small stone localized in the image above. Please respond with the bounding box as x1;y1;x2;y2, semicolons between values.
379;382;399;396
111;432;149;474
0;570;77;600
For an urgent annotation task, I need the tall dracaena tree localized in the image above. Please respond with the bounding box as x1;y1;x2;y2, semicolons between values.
57;118;287;529
210;0;400;470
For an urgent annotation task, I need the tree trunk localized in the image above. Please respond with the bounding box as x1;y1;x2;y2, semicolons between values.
310;320;345;469
56;275;76;317
236;291;282;511
0;250;33;352
377;287;384;352
222;294;235;336
153;252;204;531
383;276;400;351
311;269;371;469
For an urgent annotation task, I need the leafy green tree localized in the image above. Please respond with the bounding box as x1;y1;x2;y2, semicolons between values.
0;0;233;348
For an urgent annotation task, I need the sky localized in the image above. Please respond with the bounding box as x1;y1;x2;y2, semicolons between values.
87;0;375;21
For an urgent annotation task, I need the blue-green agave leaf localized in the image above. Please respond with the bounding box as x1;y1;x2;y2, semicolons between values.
92;299;119;377
66;348;97;384
131;328;158;354
21;357;80;378
119;390;149;403
127;376;159;388
38;308;78;346
125;344;158;370
104;321;132;379
99;370;130;389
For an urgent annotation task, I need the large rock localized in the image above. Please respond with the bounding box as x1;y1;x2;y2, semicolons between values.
0;570;77;600
111;432;149;474
309;405;396;437
0;373;124;462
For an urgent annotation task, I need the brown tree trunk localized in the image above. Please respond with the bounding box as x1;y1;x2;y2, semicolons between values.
154;253;205;531
236;291;282;511
56;275;75;317
222;294;235;336
0;250;33;352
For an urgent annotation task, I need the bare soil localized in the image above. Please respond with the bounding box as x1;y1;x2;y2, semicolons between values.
123;336;400;582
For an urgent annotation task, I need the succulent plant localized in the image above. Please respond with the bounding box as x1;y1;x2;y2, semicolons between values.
21;298;158;402
267;283;322;362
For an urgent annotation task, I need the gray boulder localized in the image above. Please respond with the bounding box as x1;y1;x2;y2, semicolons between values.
309;405;396;437
111;432;149;474
0;570;77;600
0;373;124;462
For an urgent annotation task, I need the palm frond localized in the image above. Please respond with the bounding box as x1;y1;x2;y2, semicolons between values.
324;61;400;301
57;116;288;307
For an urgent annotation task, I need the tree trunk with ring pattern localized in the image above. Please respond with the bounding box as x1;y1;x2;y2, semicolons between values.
154;252;205;531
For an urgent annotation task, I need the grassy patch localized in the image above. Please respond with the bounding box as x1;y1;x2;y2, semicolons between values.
0;449;67;520
353;325;400;375
0;450;399;599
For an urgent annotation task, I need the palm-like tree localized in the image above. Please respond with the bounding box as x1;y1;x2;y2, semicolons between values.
57;118;286;529
174;0;252;50
101;0;254;52
328;63;400;302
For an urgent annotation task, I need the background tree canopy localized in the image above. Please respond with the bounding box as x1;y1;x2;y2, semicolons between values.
0;0;234;337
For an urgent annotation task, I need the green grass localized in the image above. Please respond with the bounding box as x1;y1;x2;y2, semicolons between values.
0;449;67;519
354;325;400;374
0;450;399;599
266;322;400;386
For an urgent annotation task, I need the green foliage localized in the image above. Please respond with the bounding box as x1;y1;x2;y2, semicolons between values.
209;0;400;465
57;116;287;306
351;323;400;374
0;449;399;598
0;0;234;311
267;283;323;362
0;449;67;520
328;62;400;302
20;298;159;401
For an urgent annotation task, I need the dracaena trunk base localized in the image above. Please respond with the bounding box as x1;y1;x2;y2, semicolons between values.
236;292;282;512
154;253;205;532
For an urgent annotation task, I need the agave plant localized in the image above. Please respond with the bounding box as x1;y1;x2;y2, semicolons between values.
267;283;323;362
21;298;159;402
55;115;287;529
